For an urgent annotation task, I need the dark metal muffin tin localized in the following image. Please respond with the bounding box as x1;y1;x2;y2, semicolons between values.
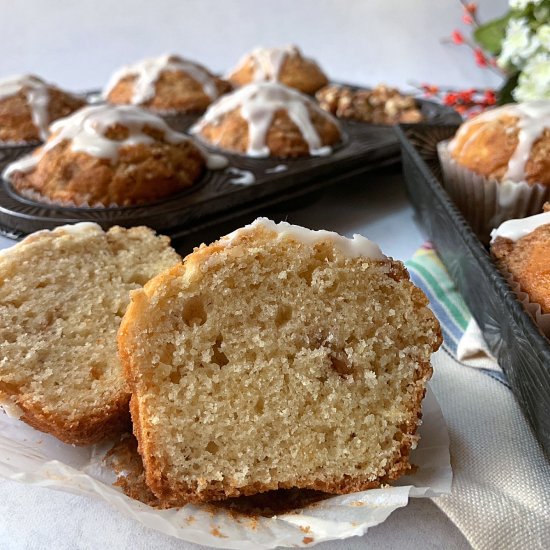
396;123;550;457
0;95;460;240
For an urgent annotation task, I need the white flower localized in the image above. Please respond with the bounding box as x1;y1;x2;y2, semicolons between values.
513;52;550;101
536;24;550;50
510;0;542;9
498;18;540;69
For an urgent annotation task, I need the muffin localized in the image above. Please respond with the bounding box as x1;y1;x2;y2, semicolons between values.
190;82;342;158
3;104;206;207
0;222;181;445
316;84;423;125
104;54;231;114
439;101;550;242
491;211;550;334
227;45;328;95
0;74;85;143
118;218;442;506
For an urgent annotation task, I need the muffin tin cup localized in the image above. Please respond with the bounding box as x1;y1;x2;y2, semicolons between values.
160;112;198;133
0;142;41;173
437;141;550;244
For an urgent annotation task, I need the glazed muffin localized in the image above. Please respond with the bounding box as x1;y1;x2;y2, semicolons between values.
0;74;85;143
438;101;550;241
3;104;206;207
227;45;328;95
104;54;231;114
317;84;423;125
491;211;550;316
190;82;342;158
449;102;550;185
118;218;441;506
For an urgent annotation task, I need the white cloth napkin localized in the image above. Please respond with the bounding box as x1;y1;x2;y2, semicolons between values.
456;319;500;372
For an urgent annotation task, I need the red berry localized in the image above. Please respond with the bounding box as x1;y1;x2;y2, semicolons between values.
452;30;465;44
462;13;473;24
466;2;477;14
474;48;487;67
443;92;459;106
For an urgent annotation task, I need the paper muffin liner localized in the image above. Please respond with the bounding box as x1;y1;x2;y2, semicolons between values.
0;386;451;548
500;267;550;339
160;111;200;133
9;185;124;209
437;140;550;244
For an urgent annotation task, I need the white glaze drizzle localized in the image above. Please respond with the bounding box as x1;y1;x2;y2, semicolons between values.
3;105;193;179
265;164;288;174
191;82;338;158
0;75;54;140
224;218;385;259
103;54;220;105
230;45;299;82
226;167;255;185
449;101;550;181
490;211;550;243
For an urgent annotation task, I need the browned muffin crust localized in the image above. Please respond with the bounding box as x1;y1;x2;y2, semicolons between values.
450;114;550;186
197;107;341;158
9;124;205;207
0;87;85;143
228;48;328;95
491;224;550;314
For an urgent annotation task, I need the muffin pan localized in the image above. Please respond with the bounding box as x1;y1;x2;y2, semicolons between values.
396;123;550;456
0;95;459;240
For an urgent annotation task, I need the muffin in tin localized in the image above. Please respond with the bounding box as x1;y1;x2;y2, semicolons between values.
190;82;342;158
3;104;206;207
0;74;86;143
227;45;328;95
104;54;231;114
316;84;423;125
491;208;550;335
438;101;550;241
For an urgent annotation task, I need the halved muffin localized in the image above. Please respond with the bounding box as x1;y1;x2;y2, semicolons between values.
0;222;181;445
119;218;442;506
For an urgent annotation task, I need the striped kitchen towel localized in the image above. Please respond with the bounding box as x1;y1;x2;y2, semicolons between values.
405;243;508;387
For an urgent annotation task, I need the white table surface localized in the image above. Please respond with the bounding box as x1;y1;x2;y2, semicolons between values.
0;168;472;549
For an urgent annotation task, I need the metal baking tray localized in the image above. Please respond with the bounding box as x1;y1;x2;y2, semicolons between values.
396;123;550;456
0;96;459;241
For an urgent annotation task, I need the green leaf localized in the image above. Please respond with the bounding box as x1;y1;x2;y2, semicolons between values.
498;73;519;105
473;13;511;55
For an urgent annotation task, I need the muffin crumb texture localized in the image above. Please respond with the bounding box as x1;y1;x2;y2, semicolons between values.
119;219;441;506
0;223;181;444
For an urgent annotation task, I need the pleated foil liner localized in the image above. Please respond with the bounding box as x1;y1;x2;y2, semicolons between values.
437;140;550;245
